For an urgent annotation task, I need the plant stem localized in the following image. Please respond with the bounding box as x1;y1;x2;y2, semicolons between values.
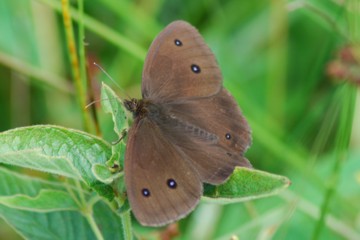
61;0;92;132
78;0;86;91
121;211;133;240
85;211;104;240
311;84;356;240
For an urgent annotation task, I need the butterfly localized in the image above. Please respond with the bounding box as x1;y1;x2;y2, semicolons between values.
123;20;252;226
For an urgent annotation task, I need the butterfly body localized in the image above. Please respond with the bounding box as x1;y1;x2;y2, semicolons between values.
124;21;252;226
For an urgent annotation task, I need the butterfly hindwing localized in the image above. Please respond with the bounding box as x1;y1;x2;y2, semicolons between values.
124;118;203;226
153;88;252;184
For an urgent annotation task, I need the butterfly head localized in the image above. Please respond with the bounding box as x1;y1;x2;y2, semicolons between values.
124;98;148;118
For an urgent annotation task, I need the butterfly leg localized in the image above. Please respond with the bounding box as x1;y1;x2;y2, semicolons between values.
112;129;128;145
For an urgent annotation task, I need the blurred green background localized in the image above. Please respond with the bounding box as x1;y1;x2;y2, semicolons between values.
0;0;360;239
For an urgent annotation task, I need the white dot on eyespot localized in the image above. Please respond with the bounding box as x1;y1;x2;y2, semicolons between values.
142;188;150;197
167;179;177;189
225;133;231;140
191;64;201;73
174;39;182;46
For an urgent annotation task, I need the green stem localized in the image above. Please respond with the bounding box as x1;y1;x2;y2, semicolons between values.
87;195;102;208
311;84;356;240
84;211;104;240
61;0;92;132
78;0;87;105
121;211;133;240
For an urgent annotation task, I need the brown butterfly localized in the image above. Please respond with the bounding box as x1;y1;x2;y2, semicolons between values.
123;20;252;227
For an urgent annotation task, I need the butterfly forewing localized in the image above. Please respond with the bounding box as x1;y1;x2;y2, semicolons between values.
142;21;222;102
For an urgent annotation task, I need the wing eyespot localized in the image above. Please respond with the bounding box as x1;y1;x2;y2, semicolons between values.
167;179;177;189
174;39;182;46
191;64;201;73
142;188;151;197
225;133;231;140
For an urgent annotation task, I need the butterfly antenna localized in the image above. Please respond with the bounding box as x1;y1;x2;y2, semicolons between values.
93;62;130;99
85;99;104;109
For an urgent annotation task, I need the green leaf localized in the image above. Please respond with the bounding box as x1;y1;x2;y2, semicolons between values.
92;163;123;184
101;83;129;170
0;125;114;199
0;167;124;240
0;189;79;212
101;82;128;137
203;167;290;203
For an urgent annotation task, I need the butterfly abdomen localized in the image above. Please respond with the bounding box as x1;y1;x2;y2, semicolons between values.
153;110;219;145
174;119;218;143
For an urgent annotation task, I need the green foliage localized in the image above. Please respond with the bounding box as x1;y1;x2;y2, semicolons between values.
0;0;359;239
204;168;290;203
0;125;114;200
0;167;124;240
